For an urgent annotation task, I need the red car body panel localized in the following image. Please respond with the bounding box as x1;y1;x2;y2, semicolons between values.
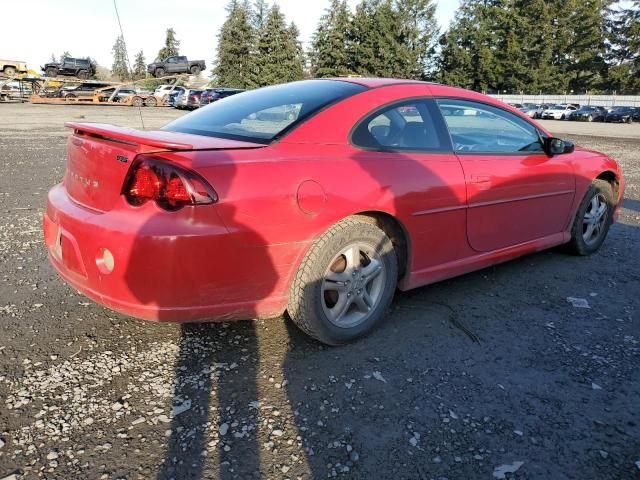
44;80;625;322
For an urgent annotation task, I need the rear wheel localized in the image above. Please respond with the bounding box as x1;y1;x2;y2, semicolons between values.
131;96;144;107
190;65;201;75
3;66;16;76
144;96;157;107
77;70;89;79
561;114;566;120
627;117;633;124
288;217;398;345
567;179;614;255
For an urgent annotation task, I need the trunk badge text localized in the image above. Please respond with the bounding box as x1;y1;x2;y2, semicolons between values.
67;169;99;188
116;154;129;163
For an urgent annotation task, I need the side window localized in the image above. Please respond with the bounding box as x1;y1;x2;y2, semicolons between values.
352;100;447;152
437;99;544;153
167;57;176;63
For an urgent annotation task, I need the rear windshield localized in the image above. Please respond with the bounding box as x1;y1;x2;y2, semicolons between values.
163;80;366;143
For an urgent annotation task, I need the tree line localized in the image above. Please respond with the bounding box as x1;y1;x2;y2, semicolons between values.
106;0;639;94
215;0;639;94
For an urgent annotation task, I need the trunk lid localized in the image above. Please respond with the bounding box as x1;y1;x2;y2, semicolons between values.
63;122;263;212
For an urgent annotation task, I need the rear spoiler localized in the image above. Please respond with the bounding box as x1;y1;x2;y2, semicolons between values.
65;122;194;151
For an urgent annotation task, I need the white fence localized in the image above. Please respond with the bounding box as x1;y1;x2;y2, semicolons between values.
489;94;640;107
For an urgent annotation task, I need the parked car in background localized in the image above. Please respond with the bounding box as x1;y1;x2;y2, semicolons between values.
153;85;186;99
166;90;182;107
541;104;578;120
605;106;640;124
42;57;96;79
174;88;203;109
147;56;206;77
521;104;541;118
508;102;524;109
58;82;112;98
568;106;607;122
98;87;142;102
0;59;28;77
44;78;625;345
186;89;204;109
199;87;244;106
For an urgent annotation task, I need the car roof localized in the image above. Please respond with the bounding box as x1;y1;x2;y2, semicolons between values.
326;77;428;88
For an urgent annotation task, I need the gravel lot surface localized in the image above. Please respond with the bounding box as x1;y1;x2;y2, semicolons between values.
0;104;639;480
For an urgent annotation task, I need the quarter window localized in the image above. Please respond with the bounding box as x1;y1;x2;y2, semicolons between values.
437;99;544;153
352;100;447;152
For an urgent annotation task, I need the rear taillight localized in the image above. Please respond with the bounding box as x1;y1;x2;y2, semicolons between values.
123;155;217;211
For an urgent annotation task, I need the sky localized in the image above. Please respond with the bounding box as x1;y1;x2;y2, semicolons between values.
3;0;460;75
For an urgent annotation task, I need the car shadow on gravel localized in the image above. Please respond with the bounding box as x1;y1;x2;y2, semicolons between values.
121;152;277;480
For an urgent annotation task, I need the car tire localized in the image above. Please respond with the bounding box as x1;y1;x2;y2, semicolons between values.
65;93;76;99
155;68;165;78
587;115;593;122
45;67;58;77
144;96;157;107
3;66;16;76
131;96;144;108
288;216;398;345
190;66;201;75
561;114;565;120
627;117;633;124
566;179;614;256
77;70;89;79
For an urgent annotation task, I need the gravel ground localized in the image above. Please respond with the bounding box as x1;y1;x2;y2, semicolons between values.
0;104;639;480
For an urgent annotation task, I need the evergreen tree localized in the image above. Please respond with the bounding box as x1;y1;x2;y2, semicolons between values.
50;53;56;63
133;51;147;80
607;0;640;92
157;28;180;60
254;5;305;86
309;0;353;77
394;0;439;78
350;0;415;78
111;35;130;81
253;0;270;30
213;0;256;88
435;0;501;92
60;51;71;62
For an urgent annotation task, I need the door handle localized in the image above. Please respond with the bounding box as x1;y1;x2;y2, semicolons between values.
470;175;491;184
470;175;491;190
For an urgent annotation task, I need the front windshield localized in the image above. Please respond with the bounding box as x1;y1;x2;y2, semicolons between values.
163;80;366;143
612;107;632;112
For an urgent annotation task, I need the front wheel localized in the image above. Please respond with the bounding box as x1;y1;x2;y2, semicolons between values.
155;68;165;78
131;96;144;107
288;217;398;345
45;67;58;77
77;70;89;79
567;179;614;255
3;66;16;76
190;65;201;75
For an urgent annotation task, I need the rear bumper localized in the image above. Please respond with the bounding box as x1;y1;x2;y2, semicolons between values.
44;184;288;322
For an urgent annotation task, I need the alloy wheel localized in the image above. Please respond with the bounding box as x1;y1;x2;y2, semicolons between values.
583;193;608;246
321;243;385;328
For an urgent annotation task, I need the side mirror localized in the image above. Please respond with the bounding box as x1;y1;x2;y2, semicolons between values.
545;137;574;155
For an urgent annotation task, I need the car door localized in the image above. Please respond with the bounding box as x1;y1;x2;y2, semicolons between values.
176;56;188;72
436;98;576;252
349;98;468;272
165;56;177;73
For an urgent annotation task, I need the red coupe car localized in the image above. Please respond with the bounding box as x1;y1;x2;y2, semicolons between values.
44;78;624;345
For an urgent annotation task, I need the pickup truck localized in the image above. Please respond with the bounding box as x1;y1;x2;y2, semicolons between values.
42;57;96;79
147;56;206;77
0;60;28;77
